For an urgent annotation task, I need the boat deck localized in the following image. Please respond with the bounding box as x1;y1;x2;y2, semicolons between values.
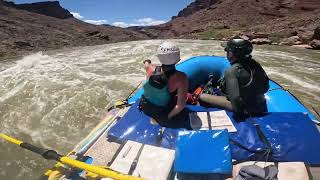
78;107;320;180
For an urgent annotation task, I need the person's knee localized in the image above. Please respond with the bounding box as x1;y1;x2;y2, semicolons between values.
199;93;210;101
199;93;215;108
199;93;233;111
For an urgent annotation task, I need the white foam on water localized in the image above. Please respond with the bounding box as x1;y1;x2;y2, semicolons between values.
119;59;138;65
265;67;320;92
0;80;28;103
0;52;45;74
254;50;320;67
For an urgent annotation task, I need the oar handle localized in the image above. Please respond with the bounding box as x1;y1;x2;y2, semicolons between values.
1;133;145;179
0;133;62;161
20;143;62;161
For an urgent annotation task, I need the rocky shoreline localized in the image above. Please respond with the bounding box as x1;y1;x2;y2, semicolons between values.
206;26;320;50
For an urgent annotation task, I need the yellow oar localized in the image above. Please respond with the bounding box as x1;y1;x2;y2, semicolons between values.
0;133;144;180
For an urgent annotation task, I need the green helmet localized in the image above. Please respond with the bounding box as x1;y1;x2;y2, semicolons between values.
224;39;253;60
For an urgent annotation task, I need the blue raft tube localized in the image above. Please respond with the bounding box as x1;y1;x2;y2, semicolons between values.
128;56;319;124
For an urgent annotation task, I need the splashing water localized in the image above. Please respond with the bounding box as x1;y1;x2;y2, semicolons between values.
0;40;319;179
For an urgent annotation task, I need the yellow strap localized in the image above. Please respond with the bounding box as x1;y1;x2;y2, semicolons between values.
0;133;23;145
60;157;144;180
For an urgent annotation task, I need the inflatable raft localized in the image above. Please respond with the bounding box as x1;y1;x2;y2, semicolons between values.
43;56;320;180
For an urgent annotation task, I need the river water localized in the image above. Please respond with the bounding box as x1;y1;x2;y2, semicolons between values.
0;39;319;179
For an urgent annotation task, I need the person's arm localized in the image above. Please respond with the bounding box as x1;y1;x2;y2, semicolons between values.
224;69;244;117
168;74;188;119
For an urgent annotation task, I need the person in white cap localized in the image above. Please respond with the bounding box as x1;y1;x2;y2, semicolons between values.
140;41;190;129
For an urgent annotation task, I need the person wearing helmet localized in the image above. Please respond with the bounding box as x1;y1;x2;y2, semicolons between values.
199;38;269;120
140;41;190;129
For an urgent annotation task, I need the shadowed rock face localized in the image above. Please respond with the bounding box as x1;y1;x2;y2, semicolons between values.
1;0;72;19
15;1;73;19
173;0;218;19
0;1;150;59
313;27;320;40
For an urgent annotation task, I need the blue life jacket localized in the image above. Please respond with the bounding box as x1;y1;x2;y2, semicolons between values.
143;66;172;107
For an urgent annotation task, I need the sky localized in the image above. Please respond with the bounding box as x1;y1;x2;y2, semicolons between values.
13;0;194;27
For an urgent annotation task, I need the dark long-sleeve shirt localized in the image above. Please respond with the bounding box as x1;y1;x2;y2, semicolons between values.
221;59;269;117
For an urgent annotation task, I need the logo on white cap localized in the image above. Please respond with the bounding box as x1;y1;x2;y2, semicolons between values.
157;41;180;65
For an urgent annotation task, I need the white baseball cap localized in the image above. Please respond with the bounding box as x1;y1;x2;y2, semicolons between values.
157;41;180;65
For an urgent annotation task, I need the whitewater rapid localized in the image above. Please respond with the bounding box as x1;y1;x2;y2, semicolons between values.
0;40;319;179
